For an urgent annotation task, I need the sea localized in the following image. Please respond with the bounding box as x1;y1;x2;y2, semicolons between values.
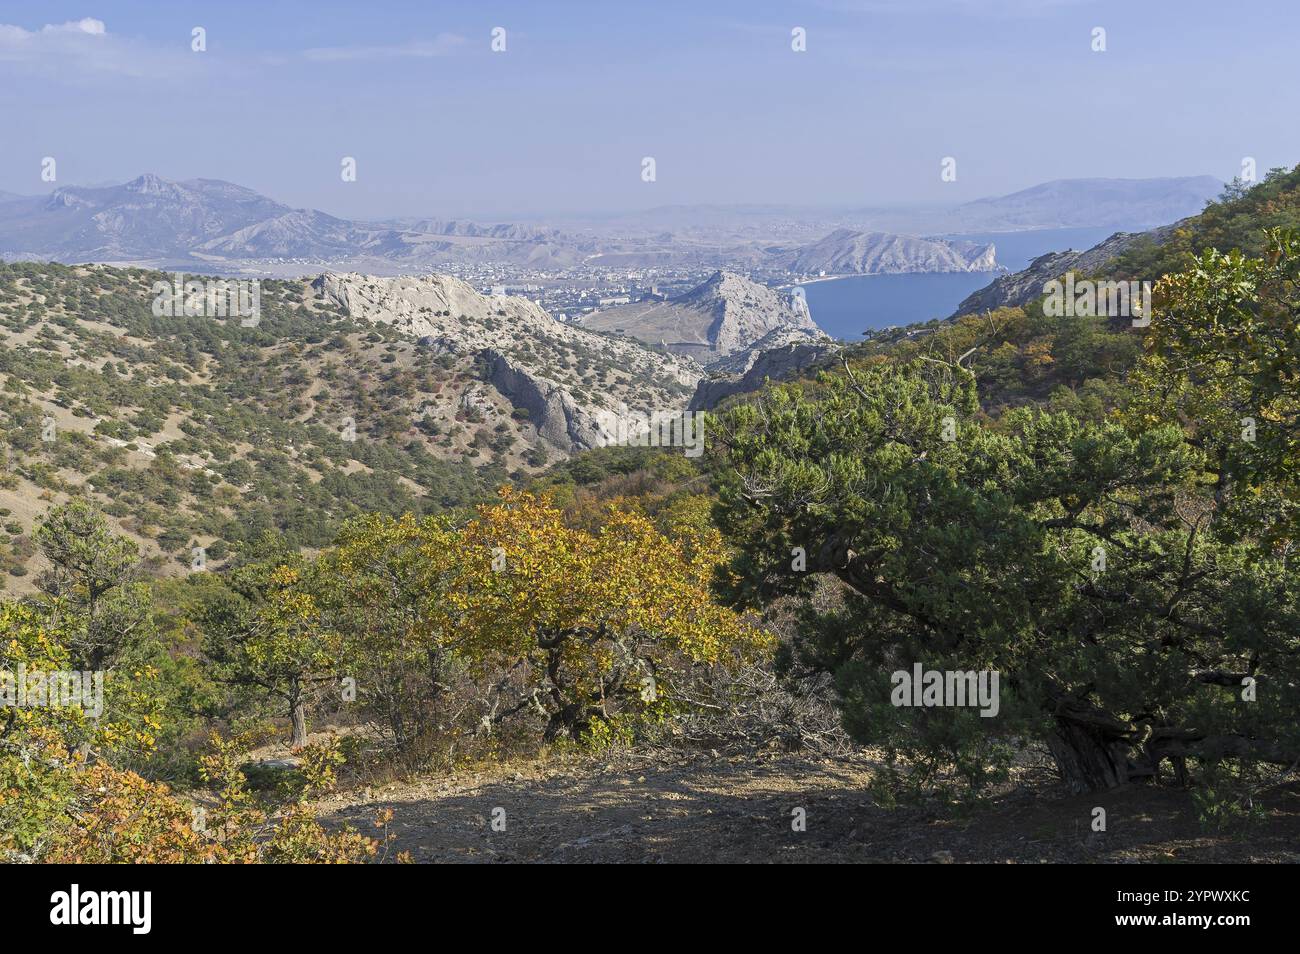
797;227;1116;341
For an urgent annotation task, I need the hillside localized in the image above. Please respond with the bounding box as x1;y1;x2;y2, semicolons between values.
0;261;696;588
947;226;1181;317
690;328;840;409
949;166;1300;319
1109;166;1300;276
312;272;699;443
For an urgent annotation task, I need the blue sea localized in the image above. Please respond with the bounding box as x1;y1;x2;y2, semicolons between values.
798;227;1115;341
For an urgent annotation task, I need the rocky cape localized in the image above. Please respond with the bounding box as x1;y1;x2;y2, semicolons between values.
576;270;827;366
771;229;997;276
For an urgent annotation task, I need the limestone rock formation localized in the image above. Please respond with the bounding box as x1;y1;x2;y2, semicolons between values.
578;270;823;366
311;271;700;452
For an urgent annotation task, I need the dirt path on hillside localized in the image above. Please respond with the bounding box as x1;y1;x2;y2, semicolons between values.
316;751;1300;864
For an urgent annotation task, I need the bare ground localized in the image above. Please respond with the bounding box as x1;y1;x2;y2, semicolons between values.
315;751;1300;864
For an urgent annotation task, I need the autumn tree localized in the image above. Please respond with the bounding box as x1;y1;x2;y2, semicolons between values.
451;490;767;742
0;590;377;863
1128;227;1300;541
201;559;338;748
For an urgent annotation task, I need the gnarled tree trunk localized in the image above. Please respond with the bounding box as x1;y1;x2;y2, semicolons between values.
1047;718;1131;793
1044;687;1135;793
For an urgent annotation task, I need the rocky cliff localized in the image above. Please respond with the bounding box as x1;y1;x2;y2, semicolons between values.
690;329;840;410
311;272;701;452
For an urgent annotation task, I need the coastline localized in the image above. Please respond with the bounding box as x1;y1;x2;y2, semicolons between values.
781;266;1005;290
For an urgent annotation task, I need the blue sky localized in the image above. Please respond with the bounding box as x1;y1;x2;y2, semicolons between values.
0;0;1297;219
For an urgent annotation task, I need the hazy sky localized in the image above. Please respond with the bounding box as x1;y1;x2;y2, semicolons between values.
0;0;1296;219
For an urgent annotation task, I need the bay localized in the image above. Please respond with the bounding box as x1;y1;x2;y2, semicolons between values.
798;226;1116;340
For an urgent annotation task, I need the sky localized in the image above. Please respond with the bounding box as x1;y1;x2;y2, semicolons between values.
0;0;1297;220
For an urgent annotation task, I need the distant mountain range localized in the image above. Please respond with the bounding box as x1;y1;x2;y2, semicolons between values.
0;175;600;270
921;176;1223;233
0;173;1222;275
555;177;1224;241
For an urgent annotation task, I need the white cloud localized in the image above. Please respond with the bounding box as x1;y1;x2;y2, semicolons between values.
58;17;106;36
0;17;108;50
0;18;202;79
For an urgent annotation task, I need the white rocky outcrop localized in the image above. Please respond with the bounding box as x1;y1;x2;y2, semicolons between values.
311;272;701;452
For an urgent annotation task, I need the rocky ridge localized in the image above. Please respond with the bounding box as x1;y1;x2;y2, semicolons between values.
311;272;702;451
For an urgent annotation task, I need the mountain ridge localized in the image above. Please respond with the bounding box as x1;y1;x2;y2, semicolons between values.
0;173;1224;273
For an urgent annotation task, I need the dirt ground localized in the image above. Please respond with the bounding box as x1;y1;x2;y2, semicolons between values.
315;750;1300;864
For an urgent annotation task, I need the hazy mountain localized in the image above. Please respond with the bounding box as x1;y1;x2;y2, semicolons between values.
576;270;826;365
0;174;306;262
559;177;1225;242
932;176;1223;233
385;218;565;242
773;229;997;275
0;173;1224;274
0;174;586;269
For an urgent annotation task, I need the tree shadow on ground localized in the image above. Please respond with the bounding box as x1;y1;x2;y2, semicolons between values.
322;754;1300;864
